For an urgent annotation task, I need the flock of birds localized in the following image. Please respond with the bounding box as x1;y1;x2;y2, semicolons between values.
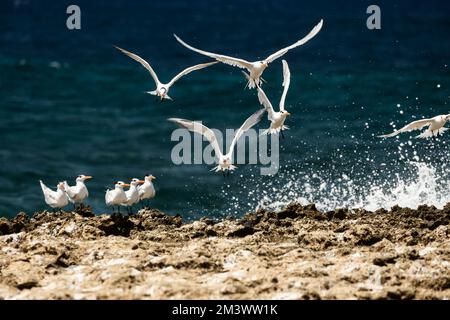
40;174;156;214
39;18;450;213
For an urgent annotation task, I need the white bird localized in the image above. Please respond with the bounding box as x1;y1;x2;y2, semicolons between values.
378;114;450;139
138;174;156;207
39;180;69;210
115;46;218;100
121;178;144;214
257;60;292;137
64;175;92;209
105;181;128;214
168;109;265;175
174;19;323;89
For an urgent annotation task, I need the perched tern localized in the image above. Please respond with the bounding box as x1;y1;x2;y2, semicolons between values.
39;180;69;210
378;114;450;139
169;109;265;175
138;174;156;207
122;178;144;214
64;175;92;210
174;19;323;89
105;181;128;214
257;60;291;137
115;46;218;100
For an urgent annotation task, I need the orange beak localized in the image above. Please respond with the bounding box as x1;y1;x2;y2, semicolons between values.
138;180;145;184
123;183;131;187
150;175;156;180
84;176;93;180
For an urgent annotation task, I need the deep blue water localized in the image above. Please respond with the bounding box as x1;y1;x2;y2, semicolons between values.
1;0;449;219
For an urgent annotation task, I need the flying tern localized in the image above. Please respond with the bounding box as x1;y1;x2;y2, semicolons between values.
378;114;450;139
168;108;265;175
173;19;323;89
257;60;292;137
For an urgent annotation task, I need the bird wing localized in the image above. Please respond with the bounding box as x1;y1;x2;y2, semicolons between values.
227;109;265;156
168;118;223;158
114;46;160;86
378;118;432;138
173;34;253;70
257;86;276;120
264;19;323;63
168;61;218;87
105;189;114;205
279;60;291;111
63;181;77;200
40;180;61;204
40;180;51;195
137;184;146;197
40;180;56;200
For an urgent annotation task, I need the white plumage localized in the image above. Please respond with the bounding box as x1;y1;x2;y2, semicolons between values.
121;178;144;213
105;181;128;207
115;46;217;100
64;175;92;207
174;19;322;89
40;180;69;209
257;60;292;135
138;175;156;204
169;108;265;173
378;114;450;139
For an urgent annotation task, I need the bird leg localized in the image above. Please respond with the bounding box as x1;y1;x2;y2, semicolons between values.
280;129;285;139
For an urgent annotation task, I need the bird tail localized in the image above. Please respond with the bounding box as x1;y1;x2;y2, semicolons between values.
416;129;433;139
163;94;173;101
39;180;48;193
260;126;290;136
210;164;237;172
416;127;449;139
377;131;399;138
241;71;257;89
439;127;449;135
146;90;158;96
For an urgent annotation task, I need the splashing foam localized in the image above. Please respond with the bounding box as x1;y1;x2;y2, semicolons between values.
243;162;450;214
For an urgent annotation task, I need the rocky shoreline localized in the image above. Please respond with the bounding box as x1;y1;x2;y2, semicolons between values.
0;203;449;299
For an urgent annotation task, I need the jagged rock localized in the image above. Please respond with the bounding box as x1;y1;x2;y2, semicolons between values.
0;203;449;299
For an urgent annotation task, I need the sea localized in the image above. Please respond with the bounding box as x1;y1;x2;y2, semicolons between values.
1;0;449;219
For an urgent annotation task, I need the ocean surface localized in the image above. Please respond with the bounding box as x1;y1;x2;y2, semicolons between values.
1;0;449;219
